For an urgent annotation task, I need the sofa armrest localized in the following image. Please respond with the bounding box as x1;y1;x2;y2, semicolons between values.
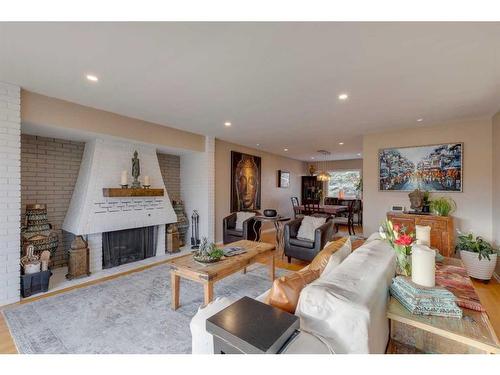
314;220;334;251
285;218;303;239
223;213;237;230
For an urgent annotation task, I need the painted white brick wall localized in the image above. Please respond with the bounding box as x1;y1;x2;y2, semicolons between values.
156;224;166;256
0;82;21;306
87;233;102;273
180;136;215;243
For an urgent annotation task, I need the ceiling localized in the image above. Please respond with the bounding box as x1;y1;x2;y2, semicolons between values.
1;22;499;161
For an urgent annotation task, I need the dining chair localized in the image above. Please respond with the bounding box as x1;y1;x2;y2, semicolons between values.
290;197;302;219
332;199;356;235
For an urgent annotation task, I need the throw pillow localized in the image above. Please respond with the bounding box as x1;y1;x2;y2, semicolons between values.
266;268;320;313
309;237;351;274
296;216;327;241
235;211;255;230
320;237;352;277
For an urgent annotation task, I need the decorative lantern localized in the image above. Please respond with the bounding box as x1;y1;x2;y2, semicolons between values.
191;210;200;249
66;236;91;280
166;224;180;253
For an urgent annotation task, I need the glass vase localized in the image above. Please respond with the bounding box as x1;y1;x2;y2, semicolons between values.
395;246;412;276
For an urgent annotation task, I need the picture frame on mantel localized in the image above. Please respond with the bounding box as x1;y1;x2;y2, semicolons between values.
378;142;463;192
278;170;290;188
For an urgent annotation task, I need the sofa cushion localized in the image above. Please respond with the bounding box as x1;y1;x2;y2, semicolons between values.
235;211;255;230
225;228;243;237
320;237;352;277
309;237;350;274
266;268;320;313
289;237;315;249
297;216;327;241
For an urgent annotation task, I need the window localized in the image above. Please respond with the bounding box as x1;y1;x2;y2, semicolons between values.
327;170;361;198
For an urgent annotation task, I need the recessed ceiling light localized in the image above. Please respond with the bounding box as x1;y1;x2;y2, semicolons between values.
86;74;98;82
357;153;362;156
339;142;344;145
224;121;232;127
417;118;423;122
256;143;260;146
284;148;288;152
311;157;315;160
338;93;349;101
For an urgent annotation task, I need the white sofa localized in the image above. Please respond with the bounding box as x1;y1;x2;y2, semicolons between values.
190;234;396;354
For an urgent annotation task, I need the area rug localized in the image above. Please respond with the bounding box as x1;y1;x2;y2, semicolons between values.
2;263;286;354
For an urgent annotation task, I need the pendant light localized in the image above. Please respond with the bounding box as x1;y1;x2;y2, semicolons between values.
316;150;331;181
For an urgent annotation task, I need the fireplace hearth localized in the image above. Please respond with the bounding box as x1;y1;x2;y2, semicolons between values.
102;226;158;269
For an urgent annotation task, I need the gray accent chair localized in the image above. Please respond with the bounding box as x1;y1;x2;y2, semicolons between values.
222;212;261;244
284;217;334;263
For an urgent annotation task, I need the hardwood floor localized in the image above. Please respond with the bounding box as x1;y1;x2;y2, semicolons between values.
1;226;499;354
0;313;17;354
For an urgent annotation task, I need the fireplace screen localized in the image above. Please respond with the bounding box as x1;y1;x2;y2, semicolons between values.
102;226;157;269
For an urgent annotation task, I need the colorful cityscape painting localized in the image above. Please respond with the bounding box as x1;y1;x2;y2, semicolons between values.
379;143;462;192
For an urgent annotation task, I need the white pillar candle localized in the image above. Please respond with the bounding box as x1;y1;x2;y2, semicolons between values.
121;170;127;185
411;244;436;287
144;175;150;186
415;225;431;246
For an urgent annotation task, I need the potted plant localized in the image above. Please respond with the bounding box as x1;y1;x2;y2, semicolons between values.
422;191;431;213
456;231;498;281
430;196;456;216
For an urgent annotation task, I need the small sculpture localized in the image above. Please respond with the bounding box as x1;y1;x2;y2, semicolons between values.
131;150;141;189
409;189;424;212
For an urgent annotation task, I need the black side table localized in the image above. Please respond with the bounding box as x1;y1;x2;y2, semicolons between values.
206;296;300;354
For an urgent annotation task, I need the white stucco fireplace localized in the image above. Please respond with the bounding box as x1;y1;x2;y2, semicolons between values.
62;138;178;272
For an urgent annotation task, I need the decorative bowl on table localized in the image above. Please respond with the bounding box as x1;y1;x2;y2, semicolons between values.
192;237;224;263
263;209;278;217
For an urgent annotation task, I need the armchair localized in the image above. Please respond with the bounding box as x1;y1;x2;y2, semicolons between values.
223;212;261;244
284;217;333;262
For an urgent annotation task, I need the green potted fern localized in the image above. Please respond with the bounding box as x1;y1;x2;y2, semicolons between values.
456;231;498;281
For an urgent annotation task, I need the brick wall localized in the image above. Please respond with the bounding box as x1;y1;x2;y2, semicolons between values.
21;135;84;268
157;153;180;202
0;82;21;306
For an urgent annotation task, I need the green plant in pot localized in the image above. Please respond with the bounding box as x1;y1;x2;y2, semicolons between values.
456;231;498;281
193;237;224;263
422;191;431;213
430;196;456;216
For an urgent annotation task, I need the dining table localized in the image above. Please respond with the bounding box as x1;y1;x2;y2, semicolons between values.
297;204;347;216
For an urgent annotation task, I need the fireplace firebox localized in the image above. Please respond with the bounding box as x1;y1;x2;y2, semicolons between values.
102;226;158;269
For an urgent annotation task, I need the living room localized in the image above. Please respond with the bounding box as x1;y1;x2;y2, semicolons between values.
1;2;500;373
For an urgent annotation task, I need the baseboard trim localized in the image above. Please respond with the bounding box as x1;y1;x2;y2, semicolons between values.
494;272;500;283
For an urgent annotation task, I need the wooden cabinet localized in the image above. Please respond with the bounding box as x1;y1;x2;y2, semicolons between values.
301;176;322;203
386;212;455;257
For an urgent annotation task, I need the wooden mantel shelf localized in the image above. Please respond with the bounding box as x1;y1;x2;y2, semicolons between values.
102;188;164;197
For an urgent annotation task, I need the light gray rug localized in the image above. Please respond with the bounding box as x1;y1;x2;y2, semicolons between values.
3;263;286;354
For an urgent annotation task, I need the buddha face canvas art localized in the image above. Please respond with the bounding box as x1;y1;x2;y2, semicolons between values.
231;151;261;212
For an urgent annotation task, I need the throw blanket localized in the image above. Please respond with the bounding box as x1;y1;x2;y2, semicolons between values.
296;239;396;353
436;264;485;312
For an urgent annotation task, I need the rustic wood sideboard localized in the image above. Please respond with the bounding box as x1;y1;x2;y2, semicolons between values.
386;212;455;257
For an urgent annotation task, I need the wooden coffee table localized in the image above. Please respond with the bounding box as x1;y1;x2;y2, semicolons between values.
168;240;276;310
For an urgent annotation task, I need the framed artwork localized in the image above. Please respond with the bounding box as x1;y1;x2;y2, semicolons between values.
379;143;463;192
230;151;262;212
278;170;290;188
